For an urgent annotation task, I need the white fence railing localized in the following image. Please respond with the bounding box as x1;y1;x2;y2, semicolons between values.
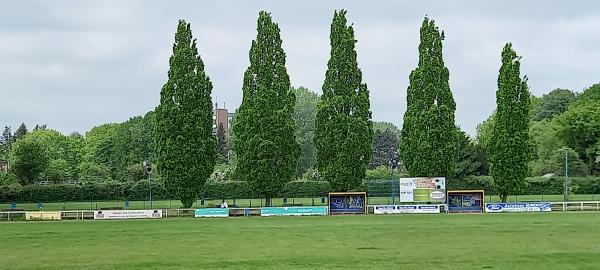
550;201;600;212
1;202;599;221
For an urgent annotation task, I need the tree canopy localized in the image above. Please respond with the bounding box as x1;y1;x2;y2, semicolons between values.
233;12;300;205
489;43;531;202
315;10;373;191
400;17;457;178
154;20;217;208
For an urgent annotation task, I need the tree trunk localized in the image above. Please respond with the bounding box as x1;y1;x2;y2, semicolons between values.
500;193;508;203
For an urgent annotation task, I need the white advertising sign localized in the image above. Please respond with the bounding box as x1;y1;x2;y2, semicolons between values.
485;203;552;213
399;177;446;203
373;205;441;214
93;210;162;220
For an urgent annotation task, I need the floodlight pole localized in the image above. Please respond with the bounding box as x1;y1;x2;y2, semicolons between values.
390;146;397;205
564;148;569;202
143;160;153;209
148;171;153;209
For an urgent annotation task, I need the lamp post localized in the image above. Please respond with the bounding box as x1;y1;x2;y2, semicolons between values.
390;146;399;204
564;148;569;202
143;160;153;209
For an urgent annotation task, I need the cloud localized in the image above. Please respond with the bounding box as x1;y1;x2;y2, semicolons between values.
1;0;599;136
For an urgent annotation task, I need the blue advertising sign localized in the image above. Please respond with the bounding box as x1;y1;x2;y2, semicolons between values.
194;208;229;218
328;192;367;215
260;207;327;217
485;203;552;213
448;190;485;213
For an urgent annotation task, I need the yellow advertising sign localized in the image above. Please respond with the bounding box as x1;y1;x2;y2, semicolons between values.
26;211;62;221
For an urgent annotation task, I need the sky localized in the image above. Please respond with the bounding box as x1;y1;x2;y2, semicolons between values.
1;1;599;136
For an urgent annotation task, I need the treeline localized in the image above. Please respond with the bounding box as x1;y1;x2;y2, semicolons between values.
2;10;600;205
0;113;155;186
476;84;600;178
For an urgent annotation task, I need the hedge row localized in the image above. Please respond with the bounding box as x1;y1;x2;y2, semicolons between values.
0;181;169;203
0;180;332;203
364;176;600;196
446;176;600;195
3;177;598;203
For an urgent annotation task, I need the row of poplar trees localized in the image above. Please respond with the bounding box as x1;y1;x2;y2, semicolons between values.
154;11;531;207
401;18;531;202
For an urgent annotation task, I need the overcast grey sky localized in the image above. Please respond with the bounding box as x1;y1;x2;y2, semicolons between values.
1;1;599;136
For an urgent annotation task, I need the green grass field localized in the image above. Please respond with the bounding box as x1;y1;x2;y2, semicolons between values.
2;194;599;211
1;213;600;269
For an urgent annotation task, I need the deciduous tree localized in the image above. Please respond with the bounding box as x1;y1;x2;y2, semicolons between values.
154;20;217;208
292;86;319;176
315;10;373;191
489;43;531;202
400;17;457;177
233;12;300;206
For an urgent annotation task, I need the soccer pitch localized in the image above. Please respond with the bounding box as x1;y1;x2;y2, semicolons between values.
1;213;599;270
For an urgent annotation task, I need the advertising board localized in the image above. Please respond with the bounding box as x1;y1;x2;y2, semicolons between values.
448;190;485;213
260;207;327;217
25;211;61;220
194;208;229;218
93;210;162;220
328;192;367;215
399;177;446;203
485;203;552;213
373;205;441;214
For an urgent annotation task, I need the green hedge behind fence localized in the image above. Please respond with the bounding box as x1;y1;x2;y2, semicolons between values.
447;176;600;195
1;176;598;203
0;180;332;203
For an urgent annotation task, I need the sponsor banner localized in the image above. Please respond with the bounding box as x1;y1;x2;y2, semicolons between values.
93;210;162;220
329;192;367;215
373;205;441;214
26;211;61;220
261;207;327;217
373;205;396;214
195;208;229;218
448;190;485;213
485;203;552;213
399;177;446;203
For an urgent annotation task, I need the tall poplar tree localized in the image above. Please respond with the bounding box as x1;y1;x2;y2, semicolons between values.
315;10;373;191
233;12;300;206
400;17;457;177
489;43;531;202
154;20;216;208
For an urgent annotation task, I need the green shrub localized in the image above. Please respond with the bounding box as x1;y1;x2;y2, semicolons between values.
283;181;330;198
364;166;408;181
202;181;252;199
447;176;495;193
0;172;19;186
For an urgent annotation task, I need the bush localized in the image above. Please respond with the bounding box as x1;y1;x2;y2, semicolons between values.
202;181;252;199
0;184;22;202
126;180;168;201
447;176;495;194
368;176;600;196
283;181;330;198
0;172;19;186
365;166;409;181
0;181;170;203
